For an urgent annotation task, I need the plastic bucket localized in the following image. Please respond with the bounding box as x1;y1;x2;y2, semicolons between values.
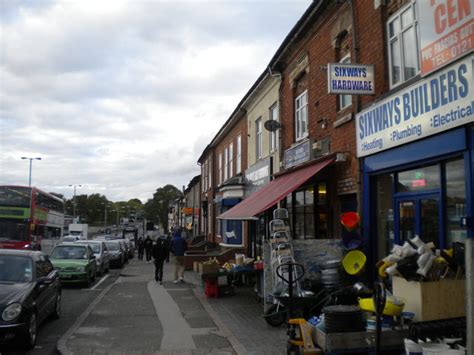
421;343;450;354
342;250;367;275
404;339;422;355
341;212;360;231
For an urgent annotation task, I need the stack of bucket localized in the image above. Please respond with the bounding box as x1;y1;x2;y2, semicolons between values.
204;278;219;298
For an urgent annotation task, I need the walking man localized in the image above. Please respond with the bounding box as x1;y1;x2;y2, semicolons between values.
170;228;187;283
137;237;144;261
144;235;153;262
152;238;168;284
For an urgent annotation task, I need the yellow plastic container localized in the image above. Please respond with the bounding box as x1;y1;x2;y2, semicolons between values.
358;297;405;316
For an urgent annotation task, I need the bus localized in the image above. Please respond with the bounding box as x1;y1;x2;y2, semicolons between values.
0;185;65;250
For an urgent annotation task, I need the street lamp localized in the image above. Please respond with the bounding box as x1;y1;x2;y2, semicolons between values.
21;157;41;187
69;184;83;222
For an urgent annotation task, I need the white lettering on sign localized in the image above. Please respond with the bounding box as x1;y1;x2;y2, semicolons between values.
356;56;474;157
327;63;375;95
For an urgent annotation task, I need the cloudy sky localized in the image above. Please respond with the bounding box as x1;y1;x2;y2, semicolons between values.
0;0;311;202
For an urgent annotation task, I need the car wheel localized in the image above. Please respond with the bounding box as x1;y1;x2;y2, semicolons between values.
51;293;61;320
22;312;37;349
97;265;103;277
91;270;96;282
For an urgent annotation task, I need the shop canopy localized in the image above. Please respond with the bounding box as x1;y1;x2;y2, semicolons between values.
218;156;335;220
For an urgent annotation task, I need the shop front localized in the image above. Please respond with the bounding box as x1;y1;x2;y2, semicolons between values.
357;55;474;269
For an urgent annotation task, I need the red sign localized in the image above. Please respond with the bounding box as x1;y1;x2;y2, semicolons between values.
418;0;473;76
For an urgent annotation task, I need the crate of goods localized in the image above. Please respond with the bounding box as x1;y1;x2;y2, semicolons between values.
199;261;219;275
392;276;465;322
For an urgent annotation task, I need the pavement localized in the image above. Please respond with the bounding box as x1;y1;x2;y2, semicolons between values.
57;256;287;355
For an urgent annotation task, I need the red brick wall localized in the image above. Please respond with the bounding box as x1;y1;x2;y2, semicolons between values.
276;0;387;237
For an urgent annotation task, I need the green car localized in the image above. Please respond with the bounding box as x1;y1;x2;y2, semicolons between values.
49;244;97;285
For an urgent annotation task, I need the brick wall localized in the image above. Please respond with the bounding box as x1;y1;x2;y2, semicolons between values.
275;0;387;237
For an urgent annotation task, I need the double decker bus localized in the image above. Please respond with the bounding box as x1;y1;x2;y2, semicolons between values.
0;185;65;250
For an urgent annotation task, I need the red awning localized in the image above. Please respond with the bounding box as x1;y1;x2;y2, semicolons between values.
218;156;335;220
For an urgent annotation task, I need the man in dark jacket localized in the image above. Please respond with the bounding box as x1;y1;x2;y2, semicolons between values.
144;236;153;262
170;228;187;283
152;238;168;284
137;237;145;261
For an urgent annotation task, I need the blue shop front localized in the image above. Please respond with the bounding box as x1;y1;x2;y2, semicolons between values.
357;55;474;265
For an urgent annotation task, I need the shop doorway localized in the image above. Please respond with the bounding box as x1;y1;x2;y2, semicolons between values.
394;193;442;247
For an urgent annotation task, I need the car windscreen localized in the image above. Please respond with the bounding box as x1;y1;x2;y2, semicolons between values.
0;255;33;283
78;243;100;253
51;245;88;259
62;236;77;242
104;242;119;251
0;220;29;241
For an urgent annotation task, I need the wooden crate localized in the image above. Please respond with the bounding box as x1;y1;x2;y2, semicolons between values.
392;276;466;322
198;262;219;275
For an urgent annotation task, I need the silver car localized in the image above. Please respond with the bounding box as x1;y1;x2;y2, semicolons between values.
75;240;110;276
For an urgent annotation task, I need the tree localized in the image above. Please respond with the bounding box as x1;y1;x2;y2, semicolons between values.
144;185;182;232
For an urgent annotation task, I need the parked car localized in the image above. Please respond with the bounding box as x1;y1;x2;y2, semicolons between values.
62;235;80;243
49;244;96;286
0;250;61;350
75;240;110;276
123;239;134;259
116;240;129;263
104;241;124;268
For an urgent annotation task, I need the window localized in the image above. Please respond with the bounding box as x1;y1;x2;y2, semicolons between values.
339;55;352;110
236;135;241;174
224;147;228;181
229;143;234;178
295;91;308;141
269;103;278;152
387;1;419;87
256;118;263;159
218;153;223;185
208;158;212;188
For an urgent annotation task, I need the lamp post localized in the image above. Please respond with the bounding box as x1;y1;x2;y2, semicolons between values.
69;184;83;223
21;157;41;187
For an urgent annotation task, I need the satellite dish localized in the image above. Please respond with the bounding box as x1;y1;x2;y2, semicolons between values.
264;120;282;132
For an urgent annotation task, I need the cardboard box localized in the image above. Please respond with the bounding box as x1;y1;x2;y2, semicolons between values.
392;276;466;322
198;262;219;275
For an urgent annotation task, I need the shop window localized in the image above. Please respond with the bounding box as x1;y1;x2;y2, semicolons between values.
387;1;419;88
289;183;330;240
446;158;467;245
397;164;440;192
295;91;308;141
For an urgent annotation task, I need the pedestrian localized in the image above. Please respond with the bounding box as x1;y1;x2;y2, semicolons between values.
137;237;144;261
164;233;172;263
152;238;168;284
170;228;187;283
144;235;153;263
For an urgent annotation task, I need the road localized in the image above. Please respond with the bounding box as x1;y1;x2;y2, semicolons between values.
0;266;122;355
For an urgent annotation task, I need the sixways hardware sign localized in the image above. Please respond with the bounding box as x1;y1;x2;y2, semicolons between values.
327;63;375;95
356;56;474;158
